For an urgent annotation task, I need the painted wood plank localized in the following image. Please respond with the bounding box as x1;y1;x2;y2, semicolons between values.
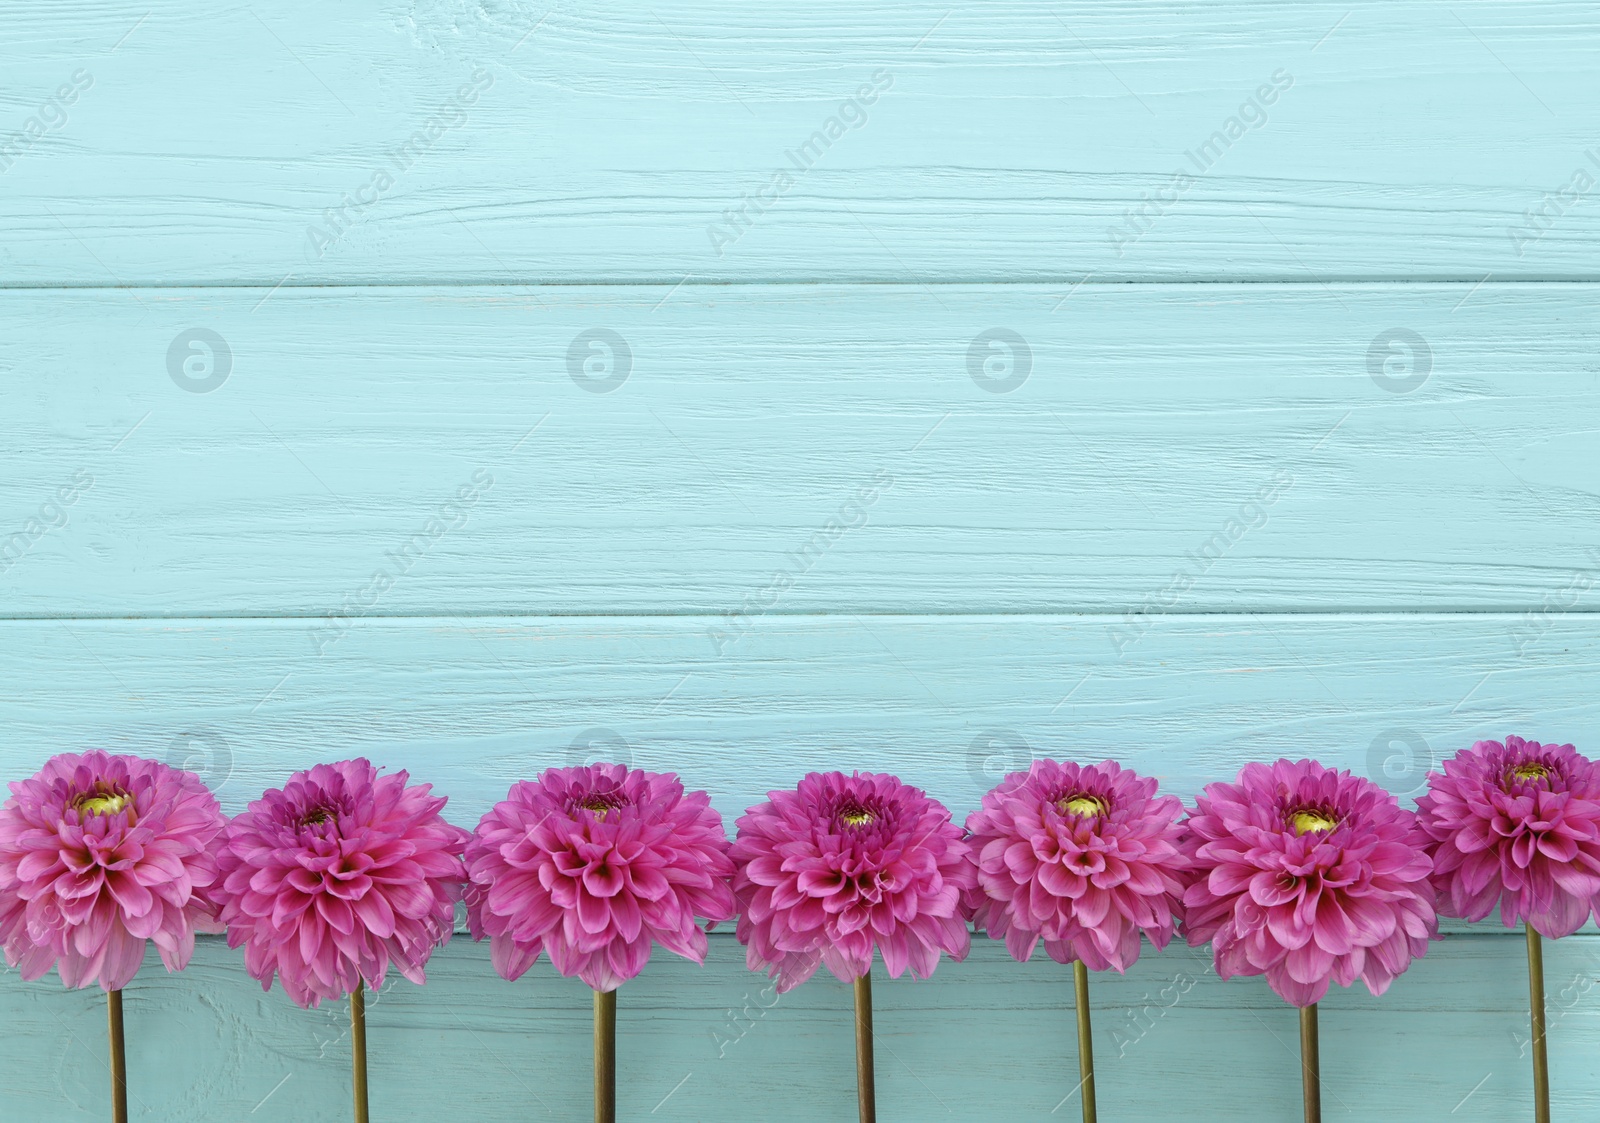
1;930;1595;1121
3;2;1598;283
0;613;1595;821
5;284;1599;617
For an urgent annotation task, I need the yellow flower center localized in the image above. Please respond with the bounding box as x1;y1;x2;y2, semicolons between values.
1059;796;1107;818
1290;810;1338;836
74;791;131;817
839;808;875;826
576;792;628;819
1512;763;1550;781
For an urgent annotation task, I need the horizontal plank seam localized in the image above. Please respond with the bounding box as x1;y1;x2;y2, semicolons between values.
4;279;1600;292
355;927;1600;941
2;610;1597;624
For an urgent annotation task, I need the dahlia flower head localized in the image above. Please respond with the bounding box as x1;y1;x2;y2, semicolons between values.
732;771;976;993
964;759;1187;972
1180;759;1438;1007
465;763;736;993
1415;736;1600;939
0;751;227;992
214;759;469;1008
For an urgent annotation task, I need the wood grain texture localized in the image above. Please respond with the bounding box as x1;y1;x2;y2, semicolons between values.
4;283;1598;617
6;0;1600;1116
0;614;1593;821
1;931;1595;1121
2;2;1598;283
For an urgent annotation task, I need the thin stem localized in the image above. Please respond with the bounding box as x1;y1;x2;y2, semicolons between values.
107;989;127;1123
1073;960;1097;1123
854;971;875;1123
1299;1003;1320;1123
351;982;369;1123
1528;926;1550;1123
594;988;616;1123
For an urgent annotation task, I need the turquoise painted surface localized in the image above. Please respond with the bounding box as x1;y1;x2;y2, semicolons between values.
3;3;1599;1121
3;285;1599;617
5;931;1600;1121
3;2;1600;282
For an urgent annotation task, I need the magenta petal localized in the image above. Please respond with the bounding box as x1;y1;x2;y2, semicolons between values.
464;764;735;990
1417;737;1600;938
730;772;975;989
1181;758;1440;1007
206;759;466;1008
963;760;1185;973
0;752;228;992
489;933;541;981
351;886;397;938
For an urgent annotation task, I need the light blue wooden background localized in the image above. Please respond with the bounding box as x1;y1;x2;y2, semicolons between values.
3;2;1599;1119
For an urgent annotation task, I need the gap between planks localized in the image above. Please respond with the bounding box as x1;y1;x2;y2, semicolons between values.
2;279;1596;291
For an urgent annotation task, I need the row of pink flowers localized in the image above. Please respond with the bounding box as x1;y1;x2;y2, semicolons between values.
3;736;1596;1010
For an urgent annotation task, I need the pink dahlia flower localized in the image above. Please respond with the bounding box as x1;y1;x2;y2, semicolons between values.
1180;759;1438;1007
0;751;227;992
465;764;736;993
964;760;1187;972
1415;736;1600;939
214;759;468;1008
732;771;975;992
